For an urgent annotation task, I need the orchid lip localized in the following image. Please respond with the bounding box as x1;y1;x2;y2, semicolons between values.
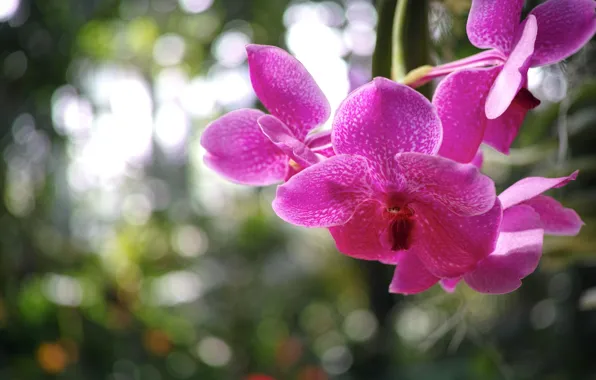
386;205;415;251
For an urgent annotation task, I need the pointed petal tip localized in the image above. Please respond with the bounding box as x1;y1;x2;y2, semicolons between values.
245;43;267;55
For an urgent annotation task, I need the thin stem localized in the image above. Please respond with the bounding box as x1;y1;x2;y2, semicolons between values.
391;0;409;81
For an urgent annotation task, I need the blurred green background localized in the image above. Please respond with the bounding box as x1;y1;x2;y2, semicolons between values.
1;0;595;379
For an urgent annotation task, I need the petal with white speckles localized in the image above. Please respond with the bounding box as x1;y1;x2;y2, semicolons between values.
332;77;442;184
272;155;374;227
201;109;288;186
467;0;524;54
409;199;502;278
247;44;330;140
396;152;497;216
464;205;543;294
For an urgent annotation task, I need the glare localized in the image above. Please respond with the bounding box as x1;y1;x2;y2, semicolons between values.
345;1;377;26
52;86;93;138
286;22;346;58
181;76;217;118
153;34;186;66
155;67;189;102
152;271;203;306
172;225;208;257
321;346;353;375
344;22;376;56
197;337;232;367
43;274;83;307
343;309;378;342
154;102;190;151
210;66;256;109
178;0;213;14
0;0;19;22
213;30;250;67
122;193;153;226
395;307;435;342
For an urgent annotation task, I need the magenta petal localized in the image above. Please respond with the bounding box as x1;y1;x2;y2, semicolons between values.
466;0;524;53
389;253;439;295
434;67;500;163
409;199;502;278
328;200;400;264
485;16;538;120
272;155;373;227
333;77;442;181
483;88;540;153
498;171;578;209
523;195;584;236
464;205;544;294
396;152;497;216
304;129;332;149
258;115;320;168
246;44;330;140
530;0;596;67
471;150;484;169
440;278;461;293
201;109;287;186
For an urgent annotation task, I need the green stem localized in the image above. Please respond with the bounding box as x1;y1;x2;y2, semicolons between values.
391;0;409;81
372;0;397;79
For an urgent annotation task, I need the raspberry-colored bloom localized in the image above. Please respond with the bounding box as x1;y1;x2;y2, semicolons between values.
200;45;333;185
272;78;502;279
433;0;596;163
391;171;584;295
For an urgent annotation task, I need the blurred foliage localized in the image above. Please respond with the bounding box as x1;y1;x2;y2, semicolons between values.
0;0;595;379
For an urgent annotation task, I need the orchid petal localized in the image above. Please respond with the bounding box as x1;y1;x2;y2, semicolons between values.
471;150;484;169
483;88;540;153
434;67;500;163
396;152;497;216
333;77;442;182
466;0;524;53
246;44;330;140
272;155;373;227
389;253;439;295
304;129;332;149
258;115;320;169
464;205;544;294
201;109;287;186
485;16;538;120
440;278;462;293
523;195;584;236
498;171;578;209
409;199;502;278
328;200;401;264
530;0;596;67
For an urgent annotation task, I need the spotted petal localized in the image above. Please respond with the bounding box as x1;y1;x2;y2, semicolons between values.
201;109;287;186
485;16;538;120
389;253;439;295
467;0;524;53
333;78;442;182
434;67;500;163
498;171;578;209
464;205;544;294
247;44;330;140
529;0;596;67
272;155;373;227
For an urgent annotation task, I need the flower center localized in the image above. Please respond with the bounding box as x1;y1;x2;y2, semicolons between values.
386;206;415;251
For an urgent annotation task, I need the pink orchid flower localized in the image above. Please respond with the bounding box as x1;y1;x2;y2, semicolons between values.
200;45;334;186
432;0;596;163
391;171;584;295
272;78;503;279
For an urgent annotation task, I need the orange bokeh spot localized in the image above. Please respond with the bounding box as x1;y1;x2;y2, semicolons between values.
143;329;172;356
244;374;276;380
37;343;68;374
276;337;303;369
297;366;328;380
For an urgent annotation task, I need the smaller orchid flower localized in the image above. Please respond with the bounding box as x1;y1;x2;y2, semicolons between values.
391;171;584;295
272;78;503;279
200;45;334;186
430;0;596;164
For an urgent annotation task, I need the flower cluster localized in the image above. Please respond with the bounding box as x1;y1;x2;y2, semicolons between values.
201;0;594;295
